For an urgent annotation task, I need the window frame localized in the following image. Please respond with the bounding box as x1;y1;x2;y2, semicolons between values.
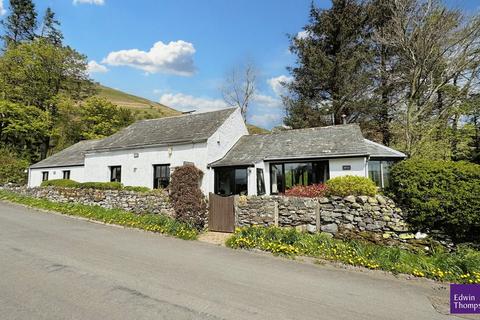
62;170;71;180
214;166;249;196
42;171;49;182
368;159;396;189
269;160;329;195
153;164;170;189
256;168;266;195
110;166;122;183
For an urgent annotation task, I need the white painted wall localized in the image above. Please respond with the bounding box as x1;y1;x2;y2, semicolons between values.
28;166;85;187
83;142;210;192
205;108;249;194
328;157;367;179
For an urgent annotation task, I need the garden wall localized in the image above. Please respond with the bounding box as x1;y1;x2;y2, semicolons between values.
235;195;416;241
3;186;174;216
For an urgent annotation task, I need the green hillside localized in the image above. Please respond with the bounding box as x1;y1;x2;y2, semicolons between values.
95;85;180;120
95;85;270;133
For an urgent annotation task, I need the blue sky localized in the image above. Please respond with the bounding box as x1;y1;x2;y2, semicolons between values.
1;0;478;128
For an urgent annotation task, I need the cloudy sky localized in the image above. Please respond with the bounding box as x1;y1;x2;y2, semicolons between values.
0;0;477;128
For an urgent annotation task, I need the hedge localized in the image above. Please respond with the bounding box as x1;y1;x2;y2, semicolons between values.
389;159;480;242
325;176;377;197
40;179;148;191
169;165;207;230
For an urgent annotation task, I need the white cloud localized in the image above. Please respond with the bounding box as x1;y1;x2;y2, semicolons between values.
103;40;196;76
267;75;292;96
87;60;109;74
159;92;228;113
296;30;311;39
254;93;283;109
0;0;6;15
73;0;105;5
249;113;283;128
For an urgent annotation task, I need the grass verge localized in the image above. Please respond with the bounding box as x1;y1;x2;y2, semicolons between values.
226;226;480;284
0;190;197;240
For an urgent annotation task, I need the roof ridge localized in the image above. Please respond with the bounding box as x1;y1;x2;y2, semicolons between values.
136;107;237;123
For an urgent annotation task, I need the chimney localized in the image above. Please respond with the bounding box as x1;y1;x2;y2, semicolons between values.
341;114;347;125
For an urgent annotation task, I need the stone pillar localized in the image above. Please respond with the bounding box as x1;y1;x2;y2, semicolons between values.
315;202;321;233
274;201;279;227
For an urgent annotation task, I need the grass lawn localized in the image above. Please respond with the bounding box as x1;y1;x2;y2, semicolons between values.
0;190;197;240
226;226;480;284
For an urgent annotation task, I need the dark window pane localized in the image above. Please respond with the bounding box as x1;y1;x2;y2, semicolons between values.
234;168;248;195
153;164;170;189
284;163;312;189
368;161;381;187
256;168;265;195
110;166;121;183
270;164;284;194
63;170;70;179
42;172;49;181
381;161;394;189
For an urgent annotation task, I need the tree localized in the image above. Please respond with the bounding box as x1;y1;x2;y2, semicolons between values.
79;97;134;140
0;100;51;161
376;0;480;157
1;0;37;45
221;61;256;121
40;7;63;46
0;39;95;158
285;1;373;128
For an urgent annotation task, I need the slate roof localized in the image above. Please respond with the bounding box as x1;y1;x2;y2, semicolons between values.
364;139;406;159
30;140;102;169
91;108;237;152
210;124;372;167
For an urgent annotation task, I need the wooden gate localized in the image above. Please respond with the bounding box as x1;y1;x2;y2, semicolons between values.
208;193;235;232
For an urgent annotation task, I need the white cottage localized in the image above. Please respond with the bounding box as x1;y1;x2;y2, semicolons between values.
29;107;406;195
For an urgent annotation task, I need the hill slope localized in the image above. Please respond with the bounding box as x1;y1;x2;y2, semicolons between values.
95;85;180;119
96;84;270;133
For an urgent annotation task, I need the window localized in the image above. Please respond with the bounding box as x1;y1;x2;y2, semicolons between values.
153;164;170;189
214;167;248;196
270;161;329;194
110;166;121;183
368;160;395;189
256;168;265;195
62;170;70;180
42;171;49;181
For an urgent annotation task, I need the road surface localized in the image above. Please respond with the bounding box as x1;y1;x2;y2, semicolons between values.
0;201;455;320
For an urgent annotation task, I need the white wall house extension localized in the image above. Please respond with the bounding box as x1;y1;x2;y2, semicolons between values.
29;107;406;195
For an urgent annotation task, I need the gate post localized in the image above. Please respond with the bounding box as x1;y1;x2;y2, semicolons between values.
315;201;321;233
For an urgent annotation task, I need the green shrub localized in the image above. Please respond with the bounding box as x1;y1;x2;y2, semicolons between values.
325;175;377;197
389;159;480;242
123;186;151;192
226;226;480;283
169;165;207;230
77;181;123;190
41;179;80;188
0;149;29;185
0;190;197;240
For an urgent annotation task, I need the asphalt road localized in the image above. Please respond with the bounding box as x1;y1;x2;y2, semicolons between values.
0;201;456;320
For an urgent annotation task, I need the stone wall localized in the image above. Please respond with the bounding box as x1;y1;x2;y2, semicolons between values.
3;186;174;217
235;194;415;241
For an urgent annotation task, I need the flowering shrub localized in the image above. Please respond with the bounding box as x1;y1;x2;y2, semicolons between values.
285;184;328;198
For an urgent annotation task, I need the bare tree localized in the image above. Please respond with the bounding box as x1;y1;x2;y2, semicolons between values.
221;61;257;121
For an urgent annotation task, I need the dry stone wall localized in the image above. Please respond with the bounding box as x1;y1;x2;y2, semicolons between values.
235;194;415;241
3;186;174;217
